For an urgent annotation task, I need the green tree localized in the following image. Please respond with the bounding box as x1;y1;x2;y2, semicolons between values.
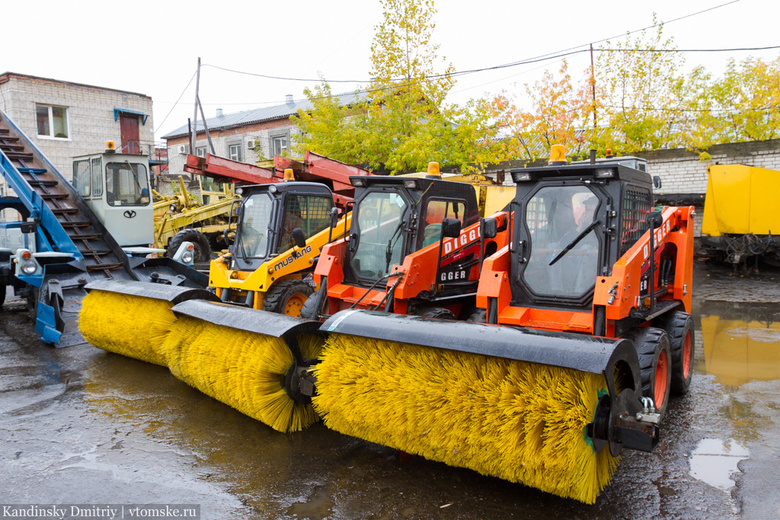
495;60;593;161
682;56;780;152
594;17;686;153
295;0;503;173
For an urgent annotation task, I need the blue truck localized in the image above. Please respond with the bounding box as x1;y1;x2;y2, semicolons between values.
0;110;206;347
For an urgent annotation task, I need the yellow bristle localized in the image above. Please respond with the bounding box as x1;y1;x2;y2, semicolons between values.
161;317;323;433
312;334;619;504
79;291;177;366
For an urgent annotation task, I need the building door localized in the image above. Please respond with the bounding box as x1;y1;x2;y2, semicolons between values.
120;114;140;154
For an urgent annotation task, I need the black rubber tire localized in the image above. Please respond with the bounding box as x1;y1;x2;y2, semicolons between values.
660;311;695;396
263;279;313;317
623;327;672;415
415;306;456;320
300;282;327;321
0;284;6;309
167;229;211;262
466;308;486;323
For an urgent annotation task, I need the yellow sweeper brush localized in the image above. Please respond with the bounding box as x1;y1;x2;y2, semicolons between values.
79;281;219;366
79;282;322;433
162;300;323;433
311;310;660;504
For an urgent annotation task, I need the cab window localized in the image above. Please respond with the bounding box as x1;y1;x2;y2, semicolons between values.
72;160;90;197
420;199;465;248
105;162;149;206
277;194;333;252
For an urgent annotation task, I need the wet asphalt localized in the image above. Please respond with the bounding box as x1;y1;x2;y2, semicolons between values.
0;260;778;520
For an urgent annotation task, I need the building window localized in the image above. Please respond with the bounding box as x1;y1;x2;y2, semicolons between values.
195;146;207;158
228;143;242;161
271;135;289;157
36;104;69;139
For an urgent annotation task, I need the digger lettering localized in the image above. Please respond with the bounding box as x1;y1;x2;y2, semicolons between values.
274;245;312;272
443;227;479;255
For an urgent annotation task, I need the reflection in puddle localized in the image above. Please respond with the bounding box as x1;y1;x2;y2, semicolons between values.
700;303;780;386
689;438;749;491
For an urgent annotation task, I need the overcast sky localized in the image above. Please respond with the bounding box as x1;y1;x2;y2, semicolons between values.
2;0;777;140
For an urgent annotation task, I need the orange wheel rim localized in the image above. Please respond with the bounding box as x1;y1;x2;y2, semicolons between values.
654;349;669;408
284;294;306;317
682;331;693;379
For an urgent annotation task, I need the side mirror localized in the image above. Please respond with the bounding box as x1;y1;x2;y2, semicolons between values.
646;212;663;229
653;176;662;189
441;218;462;239
20;221;37;234
292;227;307;248
329;207;339;228
481;217;498;239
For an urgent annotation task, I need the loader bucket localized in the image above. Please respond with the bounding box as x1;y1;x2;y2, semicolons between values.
313;309;657;504
163;300;325;432
79;280;218;366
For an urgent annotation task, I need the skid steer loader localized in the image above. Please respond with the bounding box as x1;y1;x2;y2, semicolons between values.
307;147;694;503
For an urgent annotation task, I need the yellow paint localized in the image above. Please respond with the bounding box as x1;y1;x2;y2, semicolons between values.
702;164;780;236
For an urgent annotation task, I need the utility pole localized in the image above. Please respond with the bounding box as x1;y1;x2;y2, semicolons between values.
191;57;201;154
590;44;597;132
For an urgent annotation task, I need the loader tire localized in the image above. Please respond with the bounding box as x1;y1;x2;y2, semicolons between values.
0;285;5;309
415;306;456;320
300;280;327;321
263;280;313;317
661;311;695;396
167;229;211;262
624;327;672;415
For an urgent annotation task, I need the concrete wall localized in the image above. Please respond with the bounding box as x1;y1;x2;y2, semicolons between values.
0;74;153;183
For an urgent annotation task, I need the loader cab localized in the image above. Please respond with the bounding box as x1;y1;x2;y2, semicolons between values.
72;146;153;247
509;160;654;310
231;181;334;271
344;175;480;286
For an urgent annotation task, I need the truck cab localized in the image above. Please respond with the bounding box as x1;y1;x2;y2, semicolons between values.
71;145;153;248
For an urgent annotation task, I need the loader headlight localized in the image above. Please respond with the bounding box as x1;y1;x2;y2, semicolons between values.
595;168;615;178
21;260;39;275
514;172;532;182
180;244;195;265
351;178;366;187
403;179;418;189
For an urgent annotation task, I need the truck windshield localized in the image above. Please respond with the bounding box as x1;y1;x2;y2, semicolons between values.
236;192;274;259
523;185;600;299
350;191;407;281
105;162;149;206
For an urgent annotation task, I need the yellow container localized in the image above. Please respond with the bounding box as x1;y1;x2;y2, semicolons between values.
702;164;780;236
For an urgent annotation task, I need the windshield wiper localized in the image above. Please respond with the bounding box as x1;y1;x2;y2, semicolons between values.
549;220;600;266
385;220;405;272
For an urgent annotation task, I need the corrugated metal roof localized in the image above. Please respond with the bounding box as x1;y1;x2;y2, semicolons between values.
162;91;366;139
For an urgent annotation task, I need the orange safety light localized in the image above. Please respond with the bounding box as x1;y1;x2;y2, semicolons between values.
426;162;441;177
548;144;567;165
21;251;32;259
283;168;295;181
105;141;116;153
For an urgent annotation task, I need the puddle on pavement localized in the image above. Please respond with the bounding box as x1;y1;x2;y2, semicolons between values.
700;302;780;386
689;438;749;491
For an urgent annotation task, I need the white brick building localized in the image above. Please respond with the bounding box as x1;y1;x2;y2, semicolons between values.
0;72;155;186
